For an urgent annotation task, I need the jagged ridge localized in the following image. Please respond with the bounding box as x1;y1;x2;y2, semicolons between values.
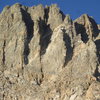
0;3;100;100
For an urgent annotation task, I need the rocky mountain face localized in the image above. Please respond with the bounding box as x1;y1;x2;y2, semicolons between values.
0;3;100;100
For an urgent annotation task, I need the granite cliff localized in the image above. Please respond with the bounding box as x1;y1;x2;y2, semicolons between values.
0;3;100;100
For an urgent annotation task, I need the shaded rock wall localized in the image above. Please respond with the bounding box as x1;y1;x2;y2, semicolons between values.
0;3;100;100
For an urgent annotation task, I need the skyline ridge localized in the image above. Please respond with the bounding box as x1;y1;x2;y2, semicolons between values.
0;0;100;23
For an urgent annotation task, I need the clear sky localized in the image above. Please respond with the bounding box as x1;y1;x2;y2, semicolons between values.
0;0;100;24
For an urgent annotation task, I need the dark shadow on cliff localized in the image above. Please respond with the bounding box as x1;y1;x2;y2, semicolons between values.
38;7;65;57
62;29;73;66
94;66;100;82
38;18;52;57
94;39;100;82
44;7;49;23
75;22;89;43
89;16;99;38
95;39;100;63
59;10;66;21
21;8;34;65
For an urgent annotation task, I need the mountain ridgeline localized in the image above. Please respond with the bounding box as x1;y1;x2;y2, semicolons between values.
0;3;100;100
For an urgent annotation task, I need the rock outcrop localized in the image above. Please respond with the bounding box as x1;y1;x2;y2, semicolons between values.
0;3;100;100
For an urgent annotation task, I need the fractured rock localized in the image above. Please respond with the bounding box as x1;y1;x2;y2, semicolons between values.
0;3;100;100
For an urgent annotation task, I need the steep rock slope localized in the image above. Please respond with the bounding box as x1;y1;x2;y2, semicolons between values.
0;3;100;100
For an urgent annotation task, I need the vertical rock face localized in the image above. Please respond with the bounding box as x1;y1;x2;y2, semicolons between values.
0;3;100;100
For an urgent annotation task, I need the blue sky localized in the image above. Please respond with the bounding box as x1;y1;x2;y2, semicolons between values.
0;0;100;24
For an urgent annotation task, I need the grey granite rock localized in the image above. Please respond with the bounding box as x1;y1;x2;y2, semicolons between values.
0;3;100;100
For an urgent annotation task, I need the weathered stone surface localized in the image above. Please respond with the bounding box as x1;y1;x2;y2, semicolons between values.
86;81;100;100
0;3;100;100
